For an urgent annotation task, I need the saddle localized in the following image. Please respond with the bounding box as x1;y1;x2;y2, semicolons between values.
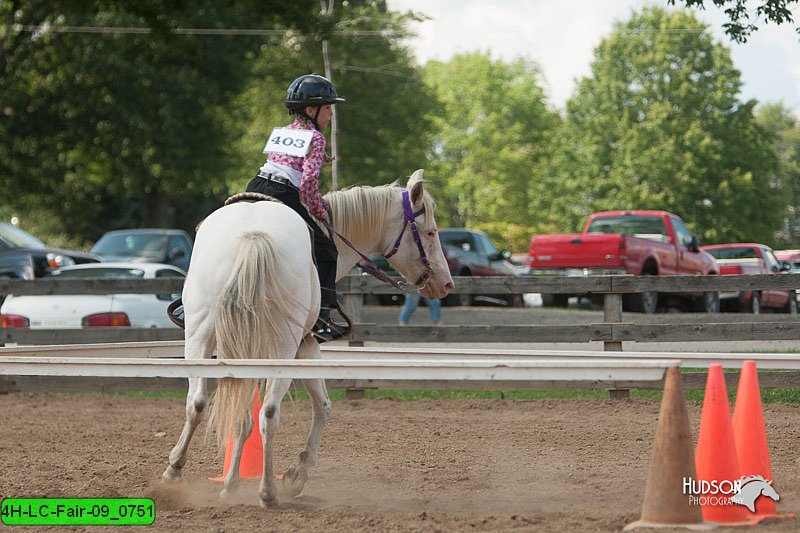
167;192;353;342
223;191;283;206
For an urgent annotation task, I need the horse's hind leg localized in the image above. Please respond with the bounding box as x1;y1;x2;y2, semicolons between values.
259;376;294;507
283;337;332;498
219;407;254;500
162;318;215;482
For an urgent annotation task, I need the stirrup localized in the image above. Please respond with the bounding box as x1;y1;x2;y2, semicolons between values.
167;298;185;329
312;306;353;343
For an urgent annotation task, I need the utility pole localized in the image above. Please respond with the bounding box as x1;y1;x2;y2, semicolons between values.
321;0;339;190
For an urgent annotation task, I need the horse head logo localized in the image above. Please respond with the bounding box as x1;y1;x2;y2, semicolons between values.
731;475;780;512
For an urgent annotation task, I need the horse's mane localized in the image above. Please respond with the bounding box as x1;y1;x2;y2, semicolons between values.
324;182;436;247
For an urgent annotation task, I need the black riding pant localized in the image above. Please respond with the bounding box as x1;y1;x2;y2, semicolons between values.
245;175;338;310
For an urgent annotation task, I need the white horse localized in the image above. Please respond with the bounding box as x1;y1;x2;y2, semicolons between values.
161;169;454;507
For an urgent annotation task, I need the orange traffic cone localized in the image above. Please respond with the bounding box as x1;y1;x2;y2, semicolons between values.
694;364;760;525
209;392;266;482
732;360;795;520
625;367;711;530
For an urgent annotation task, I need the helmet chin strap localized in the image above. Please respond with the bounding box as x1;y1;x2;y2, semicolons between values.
310;106;322;130
295;106;322;130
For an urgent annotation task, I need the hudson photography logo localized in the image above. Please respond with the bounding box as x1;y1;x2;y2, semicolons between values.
683;475;780;511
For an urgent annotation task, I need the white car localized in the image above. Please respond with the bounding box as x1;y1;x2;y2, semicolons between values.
0;262;185;328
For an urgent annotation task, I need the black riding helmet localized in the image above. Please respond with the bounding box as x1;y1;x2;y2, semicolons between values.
285;74;345;129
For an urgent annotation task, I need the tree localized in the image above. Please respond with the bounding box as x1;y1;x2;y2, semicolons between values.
669;0;799;42
226;0;437;194
423;52;560;251
554;7;783;245
757;103;800;246
0;0;318;244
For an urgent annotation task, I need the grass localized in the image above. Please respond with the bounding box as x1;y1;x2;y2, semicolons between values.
78;383;800;404
349;388;800;403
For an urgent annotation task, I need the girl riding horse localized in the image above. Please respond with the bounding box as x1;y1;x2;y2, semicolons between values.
246;73;347;342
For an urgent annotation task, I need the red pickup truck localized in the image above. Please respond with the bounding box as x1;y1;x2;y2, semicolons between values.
529;210;719;313
701;243;797;314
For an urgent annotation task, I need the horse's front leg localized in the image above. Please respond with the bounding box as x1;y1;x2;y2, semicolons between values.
259;376;294;507
283;336;331;497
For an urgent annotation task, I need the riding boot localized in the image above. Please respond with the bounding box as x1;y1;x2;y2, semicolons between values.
313;307;351;343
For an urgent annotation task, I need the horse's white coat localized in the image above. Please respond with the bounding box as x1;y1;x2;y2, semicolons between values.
161;171;454;506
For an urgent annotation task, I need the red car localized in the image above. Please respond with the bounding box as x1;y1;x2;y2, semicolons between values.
701;243;796;314
775;249;800;271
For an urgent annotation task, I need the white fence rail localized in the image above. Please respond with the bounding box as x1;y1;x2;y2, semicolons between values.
0;356;679;382
0;341;797;395
2;341;799;370
321;346;800;369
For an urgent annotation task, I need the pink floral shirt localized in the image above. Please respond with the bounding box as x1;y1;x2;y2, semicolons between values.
268;117;328;219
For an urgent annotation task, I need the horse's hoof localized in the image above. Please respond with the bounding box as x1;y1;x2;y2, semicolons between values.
282;465;308;497
161;466;182;482
259;495;279;508
219;486;238;502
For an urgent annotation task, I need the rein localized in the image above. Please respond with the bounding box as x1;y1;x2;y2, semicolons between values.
324;189;431;293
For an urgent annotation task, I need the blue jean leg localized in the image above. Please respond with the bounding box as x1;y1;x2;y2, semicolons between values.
400;293;442;324
399;293;421;324
426;297;442;323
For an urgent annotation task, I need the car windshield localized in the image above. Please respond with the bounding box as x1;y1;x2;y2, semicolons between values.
705;247;759;260
0;223;47;250
91;233;168;259
586;216;668;237
52;267;145;279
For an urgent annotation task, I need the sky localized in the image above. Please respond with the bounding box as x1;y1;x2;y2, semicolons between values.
384;0;800;116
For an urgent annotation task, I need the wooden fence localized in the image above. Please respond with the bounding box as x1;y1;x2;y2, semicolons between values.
3;273;800;346
1;274;799;393
338;273;800;345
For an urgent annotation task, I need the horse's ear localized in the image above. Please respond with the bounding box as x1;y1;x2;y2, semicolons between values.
407;169;425;208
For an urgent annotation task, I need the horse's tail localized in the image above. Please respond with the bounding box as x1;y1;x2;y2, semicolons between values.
208;230;303;450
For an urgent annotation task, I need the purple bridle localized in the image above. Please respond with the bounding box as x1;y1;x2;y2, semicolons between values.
325;188;432;292
374;189;432;291
383;189;429;267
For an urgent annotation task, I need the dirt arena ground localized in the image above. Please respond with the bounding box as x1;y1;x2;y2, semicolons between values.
0;392;798;532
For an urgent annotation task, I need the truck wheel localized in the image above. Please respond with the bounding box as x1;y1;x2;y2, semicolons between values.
541;294;569;308
623;270;658;313
624;290;658;313
694;291;720;313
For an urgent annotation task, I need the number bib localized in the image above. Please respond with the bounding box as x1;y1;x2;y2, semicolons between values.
263;127;314;157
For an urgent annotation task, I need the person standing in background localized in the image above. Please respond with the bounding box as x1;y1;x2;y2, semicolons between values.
399;292;442;325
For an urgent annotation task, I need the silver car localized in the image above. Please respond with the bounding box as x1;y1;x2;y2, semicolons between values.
0;262;185;328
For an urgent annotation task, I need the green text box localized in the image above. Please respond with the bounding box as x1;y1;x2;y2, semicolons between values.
1;498;155;526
